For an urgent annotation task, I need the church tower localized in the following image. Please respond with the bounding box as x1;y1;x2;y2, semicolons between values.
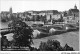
9;7;12;14
74;4;77;9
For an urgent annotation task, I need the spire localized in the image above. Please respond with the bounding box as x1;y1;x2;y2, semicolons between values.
74;4;77;9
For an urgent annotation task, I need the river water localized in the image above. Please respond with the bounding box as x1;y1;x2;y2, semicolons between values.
0;22;9;29
0;22;14;41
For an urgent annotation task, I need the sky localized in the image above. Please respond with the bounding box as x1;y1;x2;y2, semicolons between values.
0;0;79;13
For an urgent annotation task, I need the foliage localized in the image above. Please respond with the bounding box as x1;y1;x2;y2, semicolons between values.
8;20;33;48
38;40;74;51
1;36;9;48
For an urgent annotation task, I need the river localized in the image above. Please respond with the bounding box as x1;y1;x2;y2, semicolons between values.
0;22;9;29
0;22;14;41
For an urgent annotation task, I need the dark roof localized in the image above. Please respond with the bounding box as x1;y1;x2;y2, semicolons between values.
24;10;60;15
45;10;60;15
67;9;79;17
47;10;58;13
69;9;79;12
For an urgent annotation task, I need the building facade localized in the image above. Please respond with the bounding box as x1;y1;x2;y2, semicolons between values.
63;4;79;23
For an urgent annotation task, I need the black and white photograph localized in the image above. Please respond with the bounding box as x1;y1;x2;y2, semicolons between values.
0;0;79;51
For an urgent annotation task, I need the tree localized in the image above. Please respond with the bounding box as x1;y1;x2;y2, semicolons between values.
1;36;9;49
8;20;33;49
38;40;74;51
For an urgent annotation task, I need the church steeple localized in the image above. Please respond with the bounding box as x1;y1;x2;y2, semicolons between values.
74;4;77;9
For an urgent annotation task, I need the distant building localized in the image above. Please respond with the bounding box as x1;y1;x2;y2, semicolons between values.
1;7;13;19
52;13;61;20
9;7;12;14
1;11;9;18
63;4;79;23
13;13;17;17
46;10;61;21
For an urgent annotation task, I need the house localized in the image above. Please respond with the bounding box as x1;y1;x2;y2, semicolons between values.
46;10;61;21
68;4;79;20
52;14;61;20
63;4;79;23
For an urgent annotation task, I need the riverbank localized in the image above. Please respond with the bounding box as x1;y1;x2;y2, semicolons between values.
32;31;79;51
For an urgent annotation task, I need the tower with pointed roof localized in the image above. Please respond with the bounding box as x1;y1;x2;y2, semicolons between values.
74;4;77;9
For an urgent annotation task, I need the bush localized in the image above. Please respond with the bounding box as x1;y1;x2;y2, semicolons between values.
18;39;74;51
38;40;74;51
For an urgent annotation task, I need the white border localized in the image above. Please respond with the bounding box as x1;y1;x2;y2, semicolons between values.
0;0;80;53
